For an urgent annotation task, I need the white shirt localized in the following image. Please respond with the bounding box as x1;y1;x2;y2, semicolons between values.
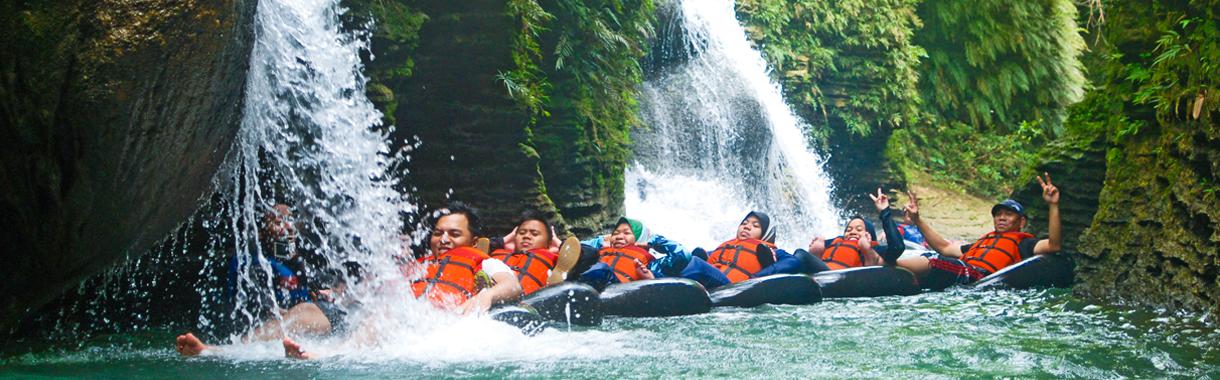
480;257;512;277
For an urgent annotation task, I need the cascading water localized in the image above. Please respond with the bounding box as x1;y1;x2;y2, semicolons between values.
629;0;841;250
18;0;628;362
177;0;624;361
213;0;409;336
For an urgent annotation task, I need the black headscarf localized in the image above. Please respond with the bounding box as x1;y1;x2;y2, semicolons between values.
744;211;777;243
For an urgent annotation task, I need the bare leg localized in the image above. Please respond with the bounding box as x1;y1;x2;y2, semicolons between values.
896;255;931;277
250;303;334;341
283;337;315;360
176;332;210;356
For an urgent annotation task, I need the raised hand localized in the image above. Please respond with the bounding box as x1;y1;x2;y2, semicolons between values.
808;236;826;253
635;259;655;280
1037;172;1060;205
868;188;891;212
501;227;518;251
904;190;921;222
857;230;873;249
548;226;562;252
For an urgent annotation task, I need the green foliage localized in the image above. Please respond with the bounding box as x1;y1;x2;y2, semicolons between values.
533;0;654;163
915;0;1086;133
502;0;555;118
1061;0;1218;146
1127;11;1219;125
736;0;925;136
888;0;1089;197
888;121;1042;197
500;0;655;226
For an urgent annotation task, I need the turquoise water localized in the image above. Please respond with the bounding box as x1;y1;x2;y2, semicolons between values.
3;288;1217;379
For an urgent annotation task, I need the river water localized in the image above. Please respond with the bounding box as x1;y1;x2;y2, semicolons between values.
4;0;1217;378
3;289;1217;378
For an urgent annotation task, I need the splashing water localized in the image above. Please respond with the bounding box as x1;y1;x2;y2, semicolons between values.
214;0;409;336
629;0;841;250
16;0;637;363
185;0;624;360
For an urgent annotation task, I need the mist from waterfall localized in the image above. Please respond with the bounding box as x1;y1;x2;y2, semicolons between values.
628;0;842;250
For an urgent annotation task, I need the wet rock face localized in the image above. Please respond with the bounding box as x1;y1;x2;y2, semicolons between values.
1075;121;1220;317
821;127;906;218
1010;136;1109;254
380;0;562;233
0;0;255;330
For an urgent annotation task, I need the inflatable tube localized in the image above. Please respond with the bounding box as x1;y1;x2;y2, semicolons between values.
709;274;821;307
489;305;546;336
793;249;824;274
973;254;1074;289
521;282;602;326
600;278;711;317
813;266;920;298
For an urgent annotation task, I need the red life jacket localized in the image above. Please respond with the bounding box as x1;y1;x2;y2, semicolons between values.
708;238;777;283
490;247;558;295
962;231;1035;274
411;246;489;308
598;246;653;283
821;237;878;270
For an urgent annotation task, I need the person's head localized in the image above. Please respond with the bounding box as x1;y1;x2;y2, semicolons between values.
901;211;914;225
262;203;296;240
610;217;650;249
990;199;1027;233
262;203;298;259
843;215;876;241
737;211;776;242
429;202;482;254
514;210;552;250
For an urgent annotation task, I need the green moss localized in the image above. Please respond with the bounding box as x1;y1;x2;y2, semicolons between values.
518;0;656;231
343;0;426;126
1071;0;1220;318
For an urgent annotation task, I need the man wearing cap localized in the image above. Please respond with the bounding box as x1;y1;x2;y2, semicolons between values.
895;173;1062;289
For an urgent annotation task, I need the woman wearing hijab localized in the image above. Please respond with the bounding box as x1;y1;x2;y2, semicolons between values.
805;188;905;271
676;210;812;290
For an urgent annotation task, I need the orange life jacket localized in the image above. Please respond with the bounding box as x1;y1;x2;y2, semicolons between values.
598;246;653;283
962;231;1035;274
490;247;558;295
708;238;777;283
411;246;489;308
821;237;878;270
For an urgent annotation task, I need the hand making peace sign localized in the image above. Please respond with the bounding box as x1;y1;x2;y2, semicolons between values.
1036;172;1059;205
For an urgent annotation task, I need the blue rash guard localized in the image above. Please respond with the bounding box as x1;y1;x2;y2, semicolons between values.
226;253;311;308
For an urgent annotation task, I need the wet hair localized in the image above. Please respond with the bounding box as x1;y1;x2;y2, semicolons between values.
516;209;552;241
430;201;483;237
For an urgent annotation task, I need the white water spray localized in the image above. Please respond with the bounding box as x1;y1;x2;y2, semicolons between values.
204;0;633;361
216;0;408;333
628;0;841;250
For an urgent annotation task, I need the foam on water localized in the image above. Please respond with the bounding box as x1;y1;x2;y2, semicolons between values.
630;0;841;249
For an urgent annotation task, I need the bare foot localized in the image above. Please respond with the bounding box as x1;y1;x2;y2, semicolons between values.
283;338;313;360
175;332;209;356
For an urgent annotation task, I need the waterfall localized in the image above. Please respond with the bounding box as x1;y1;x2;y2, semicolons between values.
212;0;411;337
628;0;842;250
